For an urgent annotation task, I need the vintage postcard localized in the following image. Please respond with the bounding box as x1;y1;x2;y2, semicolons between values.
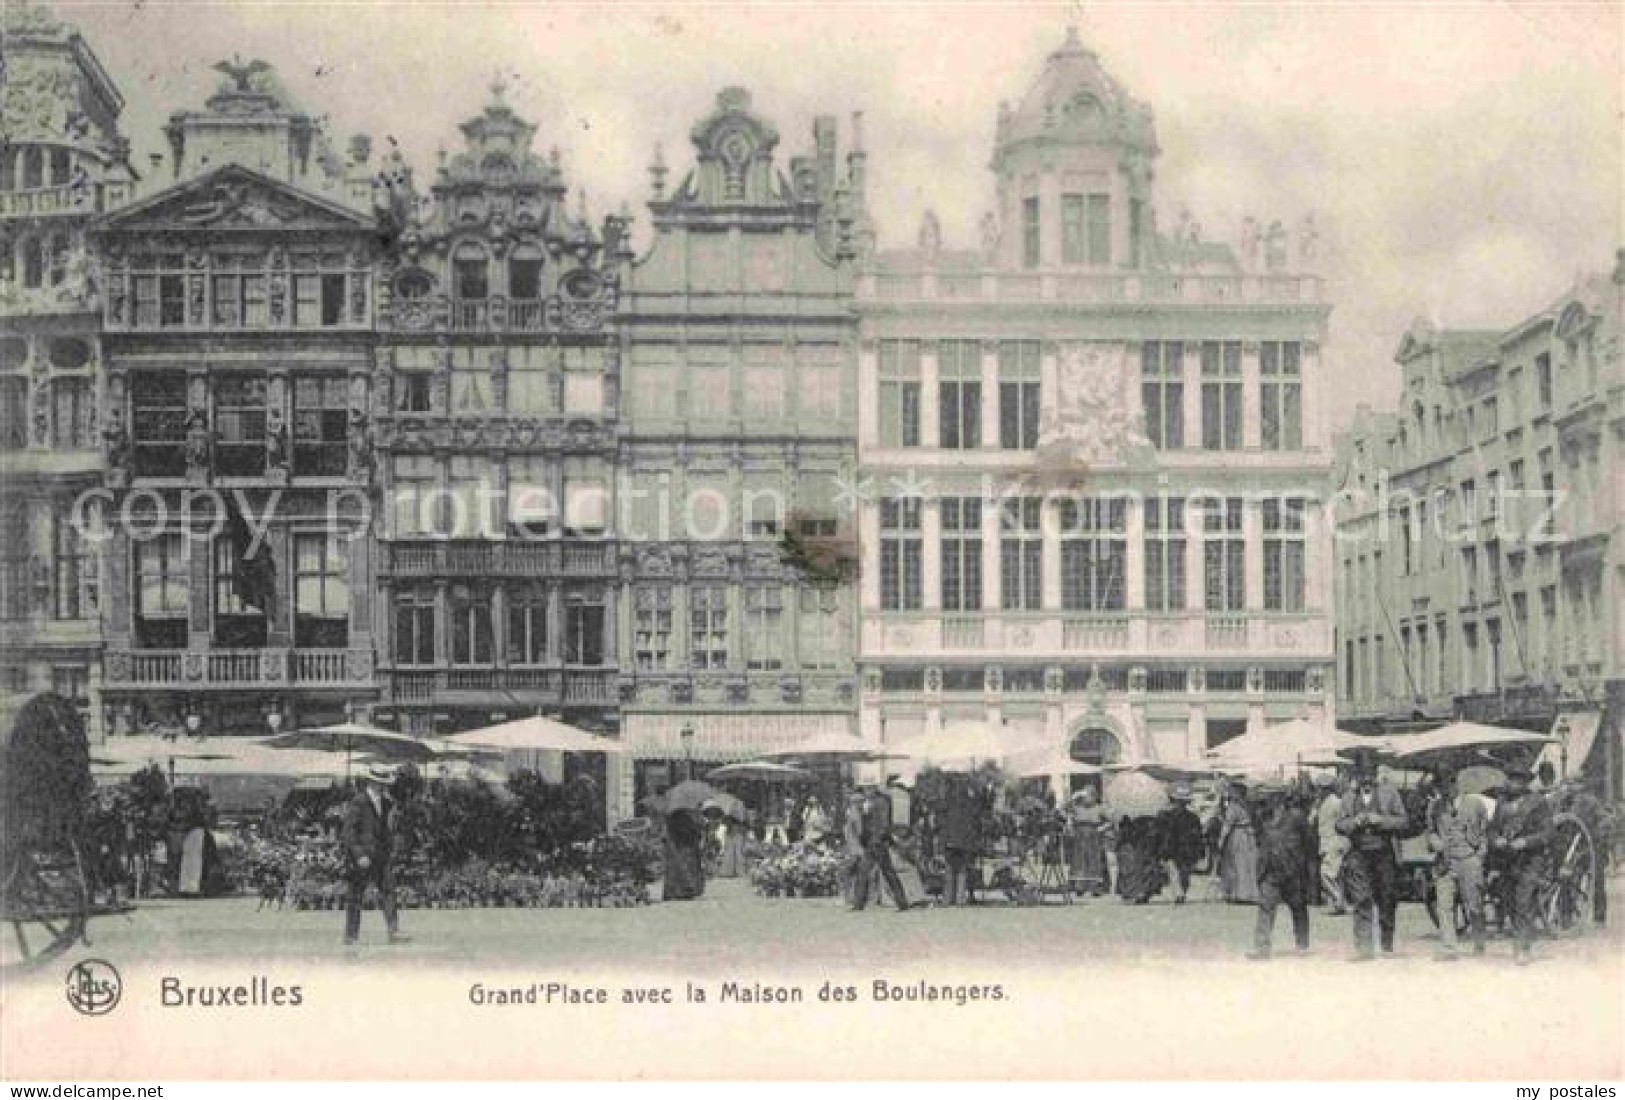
0;0;1621;1083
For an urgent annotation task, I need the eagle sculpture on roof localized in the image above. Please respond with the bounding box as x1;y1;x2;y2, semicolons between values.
213;56;273;93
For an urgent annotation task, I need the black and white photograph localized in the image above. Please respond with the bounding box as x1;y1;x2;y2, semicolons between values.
0;0;1620;1084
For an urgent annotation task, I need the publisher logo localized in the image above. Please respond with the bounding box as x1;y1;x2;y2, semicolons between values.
65;959;122;1016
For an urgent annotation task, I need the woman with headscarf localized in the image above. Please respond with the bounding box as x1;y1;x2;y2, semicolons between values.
1066;787;1112;897
1217;780;1261;904
662;805;706;901
1115;813;1166;904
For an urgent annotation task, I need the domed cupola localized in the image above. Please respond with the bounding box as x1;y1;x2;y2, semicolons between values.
994;26;1158;164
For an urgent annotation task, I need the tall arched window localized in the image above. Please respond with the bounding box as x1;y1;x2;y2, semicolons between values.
0;150;14;192
49;148;70;186
453;243;488;300
22;238;45;288
47;234;70;286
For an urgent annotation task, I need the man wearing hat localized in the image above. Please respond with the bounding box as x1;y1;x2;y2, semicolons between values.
852;783;910;912
1157;784;1205;904
1335;754;1409;960
1250;783;1315;959
1312;772;1348;915
340;764;409;945
1426;767;1490;960
1489;762;1553;964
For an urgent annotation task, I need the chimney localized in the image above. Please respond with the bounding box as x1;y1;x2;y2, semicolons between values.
846;110;867;205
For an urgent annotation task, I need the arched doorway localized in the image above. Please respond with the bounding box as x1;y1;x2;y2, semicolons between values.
1066;724;1125;798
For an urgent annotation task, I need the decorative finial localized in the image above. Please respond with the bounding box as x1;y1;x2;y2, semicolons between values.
649;142;668;200
490;72;508;103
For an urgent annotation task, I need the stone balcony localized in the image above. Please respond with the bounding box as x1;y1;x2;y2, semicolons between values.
379;540;619;577
382;666;618;707
863;611;1331;660
103;647;375;691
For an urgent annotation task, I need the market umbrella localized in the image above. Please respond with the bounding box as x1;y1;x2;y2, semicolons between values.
1205;718;1387;768
762;731;901;763
706;760;813;782
893;721;1046;772
1007;749;1103;781
646;779;719;814
1102;771;1171;818
443;714;628;754
1386;721;1554;762
261;723;446;762
704;791;749;821
1452;764;1507;799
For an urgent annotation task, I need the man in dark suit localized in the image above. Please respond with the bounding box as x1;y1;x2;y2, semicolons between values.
1490;762;1553;965
1249;785;1316;958
341;764;410;945
940;773;983;906
1336;757;1410;960
851;784;909;912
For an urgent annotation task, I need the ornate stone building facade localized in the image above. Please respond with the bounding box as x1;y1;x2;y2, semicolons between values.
89;62;381;737
611;89;862;818
1335;262;1624;797
0;2;135;734
370;82;626;742
855;30;1336;773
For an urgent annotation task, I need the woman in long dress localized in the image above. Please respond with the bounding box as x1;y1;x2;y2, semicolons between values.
1115;815;1166;904
1216;782;1261;904
662;807;706;900
1066;789;1111;896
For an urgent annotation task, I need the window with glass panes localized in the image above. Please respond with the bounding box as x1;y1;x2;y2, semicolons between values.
633;586;673;671
394;590;436;665
507;590;549;665
1059;497;1126;612
1201;497;1246;612
877;340;921;448
212;536;266;646
1260;341;1302;450
292;377;348;477
292;270;347;328
0;374;27;450
797;587;842;670
51;376;93;449
211;256;269;327
1061;194;1086;265
565;595;606;665
937;340;982;450
689;585;729;669
51;511;95;620
131;372;188;477
1144;496;1187;611
939;497;983;612
454;244;488;299
391;455;439;537
1262;498;1306;612
999;497;1042;611
293;533;349;647
1140;341;1184;449
449;585;494;665
998;341;1040;450
879;498;922;611
744;586;785;670
134;532;188;647
213;374;267;477
1201;341;1243;450
131;255;186;328
448;456;496;538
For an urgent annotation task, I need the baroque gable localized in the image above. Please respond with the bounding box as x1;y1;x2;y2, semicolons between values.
94;165;374;236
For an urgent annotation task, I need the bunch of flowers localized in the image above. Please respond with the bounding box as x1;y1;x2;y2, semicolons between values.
748;841;847;898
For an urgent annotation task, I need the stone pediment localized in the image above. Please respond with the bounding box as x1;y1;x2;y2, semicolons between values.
97;165;372;234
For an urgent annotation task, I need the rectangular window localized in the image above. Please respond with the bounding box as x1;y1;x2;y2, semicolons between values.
51;377;93;450
1144;496;1187;612
131;372;189;477
689;585;729;670
1140;341;1185;449
1061;194;1085;265
879;497;923;611
797;588;843;671
562;456;609;536
158;275;185;327
877;340;921;448
506;593;549;665
212;536;267;647
999;497;1043;611
1201;496;1246;612
633;586;672;672
1086;193;1111;265
134;532;188;648
213;374;267;477
1022;196;1040;268
51;513;95;621
393;591;436;666
509;257;542;301
292;376;348;478
1536;352;1552;408
1262;497;1306;612
1200;341;1243;450
449;586;494;666
1259;341;1302;450
293;532;349;647
937;339;982;450
292;274;344;327
998;341;1041;450
395;371;432;413
564;595;605;666
0;376;28;451
1059;497;1126;612
744;586;785;670
939;496;983;612
391;455;440;537
448;456;496;538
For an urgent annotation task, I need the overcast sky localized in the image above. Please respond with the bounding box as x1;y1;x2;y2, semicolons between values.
60;1;1622;428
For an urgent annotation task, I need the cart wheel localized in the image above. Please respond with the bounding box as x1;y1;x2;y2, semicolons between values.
1544;813;1596;935
1;840;90;971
